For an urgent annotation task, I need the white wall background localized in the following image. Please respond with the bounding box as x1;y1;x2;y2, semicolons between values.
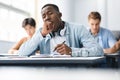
107;0;120;30
0;0;120;41
37;0;120;30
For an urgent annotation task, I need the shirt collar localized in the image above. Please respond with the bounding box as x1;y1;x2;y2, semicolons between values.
89;27;101;37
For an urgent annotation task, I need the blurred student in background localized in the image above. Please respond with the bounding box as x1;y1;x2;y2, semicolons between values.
8;18;36;54
88;11;117;54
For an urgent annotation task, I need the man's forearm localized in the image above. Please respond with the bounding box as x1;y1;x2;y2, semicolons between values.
18;30;43;56
104;41;120;54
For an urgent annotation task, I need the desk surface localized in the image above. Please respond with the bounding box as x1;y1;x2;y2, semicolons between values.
105;53;120;57
0;56;105;65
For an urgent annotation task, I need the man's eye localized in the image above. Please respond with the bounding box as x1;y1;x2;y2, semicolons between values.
48;12;52;15
42;15;45;18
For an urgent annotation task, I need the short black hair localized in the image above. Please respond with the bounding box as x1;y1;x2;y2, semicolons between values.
22;18;36;28
42;4;60;12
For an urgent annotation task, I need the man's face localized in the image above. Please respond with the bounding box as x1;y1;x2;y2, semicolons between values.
41;6;62;32
89;19;101;35
24;24;35;37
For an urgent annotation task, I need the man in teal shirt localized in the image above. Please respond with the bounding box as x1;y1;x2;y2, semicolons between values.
88;11;117;54
18;4;103;57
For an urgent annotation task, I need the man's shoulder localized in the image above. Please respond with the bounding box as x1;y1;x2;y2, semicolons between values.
100;27;112;33
65;21;85;29
65;21;83;26
100;27;115;38
65;22;88;34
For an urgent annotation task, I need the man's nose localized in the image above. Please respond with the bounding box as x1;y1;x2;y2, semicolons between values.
27;30;31;34
93;25;97;29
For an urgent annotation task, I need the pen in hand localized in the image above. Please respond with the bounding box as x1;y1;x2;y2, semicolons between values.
53;41;66;52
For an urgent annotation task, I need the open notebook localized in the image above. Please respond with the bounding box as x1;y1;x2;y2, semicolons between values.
30;54;71;58
0;53;71;58
0;53;18;56
0;53;27;58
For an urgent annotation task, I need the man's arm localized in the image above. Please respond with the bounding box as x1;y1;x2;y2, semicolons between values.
71;41;103;57
18;29;44;56
104;40;120;54
71;25;104;57
18;22;54;56
107;30;117;48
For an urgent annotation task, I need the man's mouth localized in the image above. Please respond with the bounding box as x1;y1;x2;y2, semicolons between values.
46;21;54;30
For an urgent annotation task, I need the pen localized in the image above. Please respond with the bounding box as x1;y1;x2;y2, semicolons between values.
53;41;66;52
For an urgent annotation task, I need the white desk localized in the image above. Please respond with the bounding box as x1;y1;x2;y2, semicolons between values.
0;56;105;66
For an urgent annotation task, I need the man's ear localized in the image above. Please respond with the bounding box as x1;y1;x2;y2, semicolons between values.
59;12;62;18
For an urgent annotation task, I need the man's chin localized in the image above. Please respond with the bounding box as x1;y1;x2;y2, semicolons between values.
52;28;58;32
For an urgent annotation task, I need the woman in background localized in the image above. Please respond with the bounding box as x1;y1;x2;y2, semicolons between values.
8;18;36;54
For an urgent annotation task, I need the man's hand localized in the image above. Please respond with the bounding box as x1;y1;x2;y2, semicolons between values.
54;43;72;55
41;21;54;36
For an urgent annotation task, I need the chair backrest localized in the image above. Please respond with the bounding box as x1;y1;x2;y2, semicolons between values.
112;31;120;41
0;40;15;53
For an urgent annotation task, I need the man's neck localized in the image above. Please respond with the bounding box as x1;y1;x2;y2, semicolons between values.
92;32;98;36
90;29;99;36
